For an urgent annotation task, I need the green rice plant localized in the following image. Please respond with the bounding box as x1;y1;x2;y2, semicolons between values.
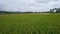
0;13;60;34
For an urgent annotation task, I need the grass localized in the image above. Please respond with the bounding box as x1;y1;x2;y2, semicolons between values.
0;13;60;34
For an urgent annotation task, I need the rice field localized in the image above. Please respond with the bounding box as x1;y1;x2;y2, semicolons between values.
0;13;60;34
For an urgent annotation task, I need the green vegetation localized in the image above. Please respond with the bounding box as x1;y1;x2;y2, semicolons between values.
0;13;60;34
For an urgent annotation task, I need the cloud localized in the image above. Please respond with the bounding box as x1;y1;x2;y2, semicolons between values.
0;3;5;11
35;0;58;3
0;0;59;12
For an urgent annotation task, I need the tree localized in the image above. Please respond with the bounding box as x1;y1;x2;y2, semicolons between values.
50;9;53;13
50;8;60;13
55;8;60;13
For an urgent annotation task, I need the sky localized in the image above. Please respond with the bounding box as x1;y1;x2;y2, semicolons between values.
0;0;59;12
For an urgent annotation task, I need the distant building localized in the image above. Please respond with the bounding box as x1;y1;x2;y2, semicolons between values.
50;8;60;13
53;9;57;13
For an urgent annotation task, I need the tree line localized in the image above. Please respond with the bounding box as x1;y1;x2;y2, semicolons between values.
0;8;60;14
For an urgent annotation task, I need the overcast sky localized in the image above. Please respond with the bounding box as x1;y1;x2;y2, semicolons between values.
0;0;59;12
